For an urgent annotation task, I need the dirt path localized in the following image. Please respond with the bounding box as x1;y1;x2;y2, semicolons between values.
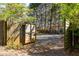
27;34;66;56
0;34;66;56
0;46;29;56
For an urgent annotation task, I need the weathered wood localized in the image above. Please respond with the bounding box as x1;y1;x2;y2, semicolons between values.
20;24;25;45
25;24;36;44
0;20;7;46
7;21;21;48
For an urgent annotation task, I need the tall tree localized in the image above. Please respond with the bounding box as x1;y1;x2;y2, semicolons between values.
29;3;41;9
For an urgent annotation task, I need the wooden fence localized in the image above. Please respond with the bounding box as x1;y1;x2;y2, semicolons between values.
0;20;7;46
0;20;36;47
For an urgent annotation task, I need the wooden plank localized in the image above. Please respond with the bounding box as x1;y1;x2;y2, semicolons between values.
7;20;21;48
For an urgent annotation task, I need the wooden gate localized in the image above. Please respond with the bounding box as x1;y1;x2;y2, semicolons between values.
7;20;21;48
25;24;36;44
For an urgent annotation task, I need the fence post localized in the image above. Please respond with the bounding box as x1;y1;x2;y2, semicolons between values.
3;21;7;45
20;23;25;45
64;19;66;50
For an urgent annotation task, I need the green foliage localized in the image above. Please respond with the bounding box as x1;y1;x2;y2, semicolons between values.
59;3;79;49
0;3;36;22
64;24;73;49
60;3;79;24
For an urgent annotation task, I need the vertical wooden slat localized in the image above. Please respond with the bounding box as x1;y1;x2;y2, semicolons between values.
0;20;7;46
20;24;25;45
3;21;7;45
